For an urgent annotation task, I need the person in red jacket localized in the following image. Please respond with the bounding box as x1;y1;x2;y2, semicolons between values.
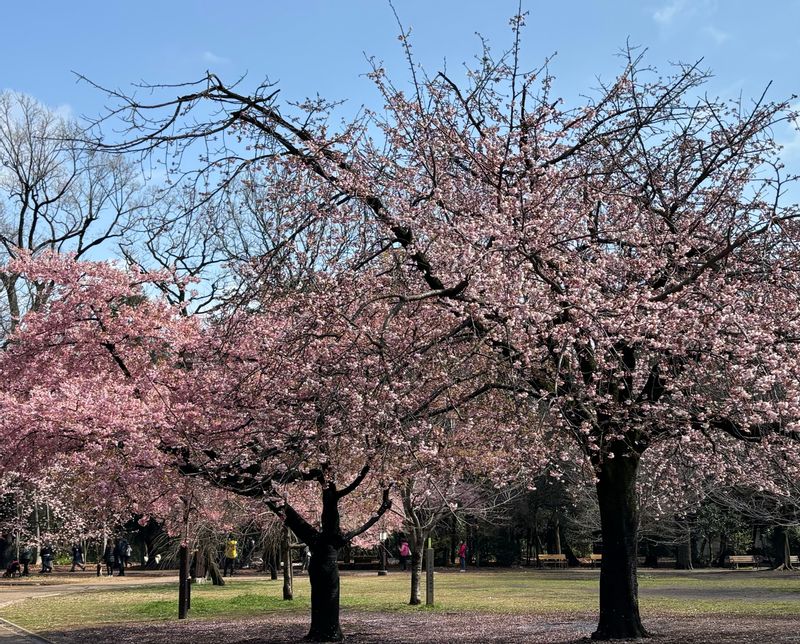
399;540;411;571
458;542;467;572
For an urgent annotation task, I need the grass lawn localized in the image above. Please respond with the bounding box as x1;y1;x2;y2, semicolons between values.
1;569;799;633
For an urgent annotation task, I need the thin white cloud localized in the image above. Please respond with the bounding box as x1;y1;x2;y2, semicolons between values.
703;26;731;45
202;51;230;65
53;103;73;120
653;0;687;24
781;133;800;160
1;89;73;122
702;26;730;45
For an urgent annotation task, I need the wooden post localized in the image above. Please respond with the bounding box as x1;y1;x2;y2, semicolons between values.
425;538;434;606
282;525;293;600
178;544;189;619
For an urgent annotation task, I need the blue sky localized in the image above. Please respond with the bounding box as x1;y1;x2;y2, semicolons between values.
3;0;799;154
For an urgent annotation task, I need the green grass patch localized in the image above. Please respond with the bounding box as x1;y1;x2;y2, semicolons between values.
1;570;798;633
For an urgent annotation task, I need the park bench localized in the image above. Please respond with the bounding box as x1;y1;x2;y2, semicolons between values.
790;555;799;565
537;554;567;568
350;555;380;569
638;556;677;568
577;554;602;568
726;555;761;569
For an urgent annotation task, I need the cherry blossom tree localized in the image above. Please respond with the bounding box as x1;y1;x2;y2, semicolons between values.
1;250;506;640
85;22;800;637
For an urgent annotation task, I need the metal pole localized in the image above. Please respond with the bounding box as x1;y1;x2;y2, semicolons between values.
425;538;435;606
178;544;189;619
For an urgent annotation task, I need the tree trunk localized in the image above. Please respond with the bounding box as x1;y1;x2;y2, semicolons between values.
553;515;562;555
525;526;532;566
559;525;581;567
592;451;649;640
772;526;793;570
192;548;207;581
269;548;279;580
282;526;293;601
716;533;729;567
409;534;425;605
208;559;225;586
449;514;457;568
269;551;278;581
306;542;343;642
676;535;693;571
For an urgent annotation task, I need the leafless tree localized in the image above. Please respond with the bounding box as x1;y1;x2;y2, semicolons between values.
0;91;149;334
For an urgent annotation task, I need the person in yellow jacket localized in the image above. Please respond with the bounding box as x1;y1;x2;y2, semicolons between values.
223;535;238;577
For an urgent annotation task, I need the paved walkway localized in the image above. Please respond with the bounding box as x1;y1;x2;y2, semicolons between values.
0;572;180;608
0;571;181;643
0;618;49;644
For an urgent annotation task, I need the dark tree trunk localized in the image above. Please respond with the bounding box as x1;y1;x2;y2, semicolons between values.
264;544;278;579
691;533;703;567
192;548;207;581
449;514;457;568
208;559;225;586
552;515;562;555
772;526;793;570
306;542;343;642
592;451;649;640
266;467;391;642
716;533;729;567
642;541;657;568
525;526;532;566
559;526;581;567
676;537;693;570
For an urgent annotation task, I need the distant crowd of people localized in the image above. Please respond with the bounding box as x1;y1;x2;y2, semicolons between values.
2;530;471;579
1;532;132;578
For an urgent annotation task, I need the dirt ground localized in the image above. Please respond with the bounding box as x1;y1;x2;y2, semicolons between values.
38;611;800;644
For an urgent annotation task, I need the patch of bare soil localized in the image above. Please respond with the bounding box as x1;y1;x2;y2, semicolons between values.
41;611;800;643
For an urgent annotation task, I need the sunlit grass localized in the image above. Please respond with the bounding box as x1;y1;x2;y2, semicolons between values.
1;569;798;633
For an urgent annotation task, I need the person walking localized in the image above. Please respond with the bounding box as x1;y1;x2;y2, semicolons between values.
223;535;238;577
39;543;54;574
458;541;467;572
103;541;115;576
115;537;129;576
301;544;311;573
399;539;411;571
70;543;86;572
19;545;32;577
